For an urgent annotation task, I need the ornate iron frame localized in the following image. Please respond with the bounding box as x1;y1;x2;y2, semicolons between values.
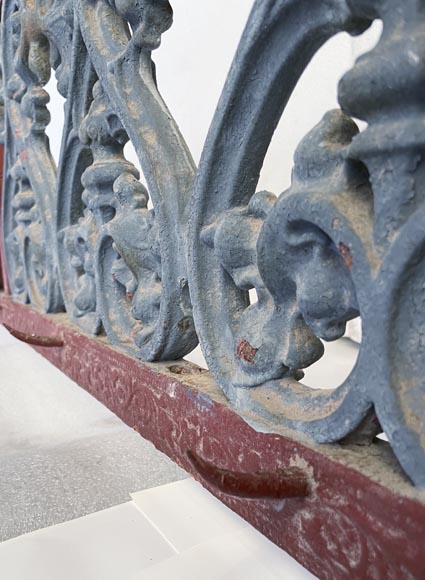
1;0;425;577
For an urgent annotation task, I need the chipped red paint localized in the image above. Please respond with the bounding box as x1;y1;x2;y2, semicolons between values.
1;294;425;579
236;339;258;364
338;242;353;270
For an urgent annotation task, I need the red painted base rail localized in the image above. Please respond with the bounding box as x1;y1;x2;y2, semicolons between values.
1;293;424;579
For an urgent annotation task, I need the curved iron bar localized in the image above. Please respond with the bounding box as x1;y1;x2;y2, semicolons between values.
186;450;310;500
3;322;64;347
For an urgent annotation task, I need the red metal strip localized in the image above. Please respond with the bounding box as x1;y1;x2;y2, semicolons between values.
0;294;424;579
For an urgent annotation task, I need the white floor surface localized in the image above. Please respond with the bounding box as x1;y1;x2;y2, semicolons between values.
0;479;317;579
0;322;359;578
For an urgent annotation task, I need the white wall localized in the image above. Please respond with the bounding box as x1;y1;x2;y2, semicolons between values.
46;3;381;191
153;4;381;193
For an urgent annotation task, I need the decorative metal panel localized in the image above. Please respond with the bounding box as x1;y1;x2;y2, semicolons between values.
1;0;425;489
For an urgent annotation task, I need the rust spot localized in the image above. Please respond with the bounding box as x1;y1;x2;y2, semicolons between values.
372;416;382;428
20;149;27;160
127;292;134;299
338;242;352;270
237;339;258;364
178;318;191;332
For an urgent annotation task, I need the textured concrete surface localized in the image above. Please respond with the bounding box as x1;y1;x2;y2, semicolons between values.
0;325;187;542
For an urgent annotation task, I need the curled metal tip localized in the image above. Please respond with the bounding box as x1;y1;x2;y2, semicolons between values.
186;450;309;500
3;324;64;348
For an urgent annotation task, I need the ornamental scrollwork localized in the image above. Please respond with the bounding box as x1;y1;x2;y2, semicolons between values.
188;0;425;487
2;0;425;489
74;0;198;360
2;0;66;311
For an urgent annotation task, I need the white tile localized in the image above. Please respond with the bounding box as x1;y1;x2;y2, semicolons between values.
132;529;317;580
0;502;176;580
132;479;316;579
131;480;317;579
131;479;249;552
0;479;316;580
133;533;278;580
234;527;317;580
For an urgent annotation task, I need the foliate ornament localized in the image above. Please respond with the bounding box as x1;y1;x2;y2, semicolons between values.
1;0;425;490
55;24;98;333
189;0;425;486
338;0;425;486
0;43;5;144
1;0;66;312
66;76;163;354
75;0;198;359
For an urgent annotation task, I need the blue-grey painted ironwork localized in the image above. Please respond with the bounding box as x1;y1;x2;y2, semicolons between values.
1;0;425;487
1;0;64;312
56;22;99;334
190;0;425;487
76;0;198;360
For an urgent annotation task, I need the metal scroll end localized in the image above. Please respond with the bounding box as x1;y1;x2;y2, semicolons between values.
2;324;64;348
186;450;309;500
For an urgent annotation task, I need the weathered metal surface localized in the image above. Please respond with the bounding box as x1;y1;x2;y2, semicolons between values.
1;0;198;359
0;144;5;291
1;0;63;312
188;0;425;487
0;293;424;580
1;0;425;571
71;0;198;359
